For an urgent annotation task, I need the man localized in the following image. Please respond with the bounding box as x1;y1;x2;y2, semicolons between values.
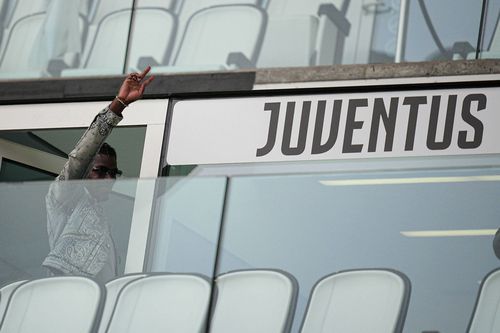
42;67;154;283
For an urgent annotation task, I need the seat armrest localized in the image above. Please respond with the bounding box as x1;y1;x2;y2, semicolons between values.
227;52;254;69
47;52;80;77
452;41;475;59
137;56;161;71
47;59;68;77
318;3;351;36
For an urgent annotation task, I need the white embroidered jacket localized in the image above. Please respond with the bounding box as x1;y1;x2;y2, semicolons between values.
42;107;122;278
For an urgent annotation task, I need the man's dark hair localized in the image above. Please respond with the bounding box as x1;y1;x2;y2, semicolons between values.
98;142;117;158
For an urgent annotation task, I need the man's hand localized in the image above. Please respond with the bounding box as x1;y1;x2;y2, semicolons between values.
118;66;154;104
110;66;154;116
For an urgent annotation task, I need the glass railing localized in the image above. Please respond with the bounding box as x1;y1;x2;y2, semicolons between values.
0;177;226;285
402;0;483;62
1;170;500;332
0;0;495;80
478;0;500;60
219;168;500;333
147;176;227;276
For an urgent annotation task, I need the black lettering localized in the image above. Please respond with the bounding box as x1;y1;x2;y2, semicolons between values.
402;96;427;151
368;97;398;152
256;102;280;157
281;101;311;155
343;99;367;153
458;94;485;149
311;100;342;154
427;95;456;150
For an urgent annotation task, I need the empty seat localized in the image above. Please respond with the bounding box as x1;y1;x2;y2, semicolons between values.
0;0;48;31
0;12;50;78
97;274;147;333
86;0;133;27
0;0;87;79
257;0;350;67
170;0;261;58
32;0;87;76
103;273;211;333
0;280;27;321
467;268;500;333
300;269;410;333
155;3;266;72
454;12;500;60
485;14;500;58
209;269;298;333
477;11;500;59
61;9;133;76
0;276;103;333
126;7;178;70
62;7;177;77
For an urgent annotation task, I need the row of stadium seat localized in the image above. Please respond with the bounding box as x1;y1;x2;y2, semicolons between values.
0;268;498;333
0;0;351;78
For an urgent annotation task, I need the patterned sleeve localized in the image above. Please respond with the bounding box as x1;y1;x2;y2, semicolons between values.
57;106;122;181
43;106;122;276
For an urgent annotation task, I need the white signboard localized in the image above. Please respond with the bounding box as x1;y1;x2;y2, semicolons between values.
166;87;498;165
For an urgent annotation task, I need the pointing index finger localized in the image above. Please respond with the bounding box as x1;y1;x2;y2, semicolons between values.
138;66;151;79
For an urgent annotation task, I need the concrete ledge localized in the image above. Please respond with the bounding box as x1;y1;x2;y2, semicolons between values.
0;60;499;104
0;71;256;104
254;60;500;84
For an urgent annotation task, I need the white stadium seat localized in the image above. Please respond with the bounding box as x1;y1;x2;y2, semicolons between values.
104;274;211;333
170;0;261;58
155;4;266;72
62;7;177;77
0;12;49;78
127;7;178;70
467;268;500;333
61;9;133;76
209;269;298;333
300;269;410;333
257;0;350;67
0;280;27;321
0;276;103;333
97;273;147;333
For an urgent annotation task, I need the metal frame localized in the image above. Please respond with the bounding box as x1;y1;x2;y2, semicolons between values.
0;98;168;274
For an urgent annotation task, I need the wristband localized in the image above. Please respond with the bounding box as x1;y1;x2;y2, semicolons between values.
115;96;128;108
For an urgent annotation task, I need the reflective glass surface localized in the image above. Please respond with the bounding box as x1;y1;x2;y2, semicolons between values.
147;176;227;277
478;0;500;59
0;0;134;79
1;168;499;331
403;0;483;62
0;178;138;285
0;177;226;286
219;167;500;332
0;0;495;79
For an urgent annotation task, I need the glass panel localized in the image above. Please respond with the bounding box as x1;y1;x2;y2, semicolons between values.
403;0;483;62
0;0;493;77
0;178;139;285
60;0;134;77
147;176;227;278
0;0;134;79
478;0;500;59
0;176;226;288
218;166;500;332
126;0;177;72
134;0;402;71
365;0;402;64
